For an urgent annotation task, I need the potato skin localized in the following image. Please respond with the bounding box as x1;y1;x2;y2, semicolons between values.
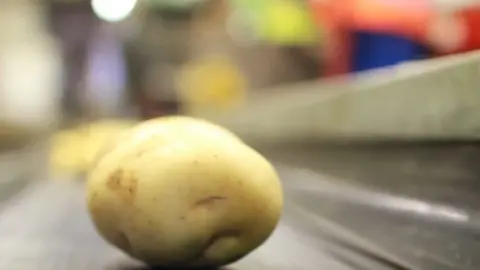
86;117;283;268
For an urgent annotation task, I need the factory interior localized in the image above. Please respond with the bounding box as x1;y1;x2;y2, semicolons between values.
2;0;480;269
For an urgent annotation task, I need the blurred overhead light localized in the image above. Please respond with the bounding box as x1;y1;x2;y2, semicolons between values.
91;0;138;22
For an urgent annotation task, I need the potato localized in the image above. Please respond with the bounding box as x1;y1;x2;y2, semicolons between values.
133;116;242;143
50;120;135;175
86;117;283;268
91;116;240;168
50;130;87;174
82;120;136;170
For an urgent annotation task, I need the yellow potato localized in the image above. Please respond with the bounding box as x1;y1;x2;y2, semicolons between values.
135;116;242;143
92;116;241;164
82;120;136;170
50;120;136;175
50;129;89;174
86;116;283;268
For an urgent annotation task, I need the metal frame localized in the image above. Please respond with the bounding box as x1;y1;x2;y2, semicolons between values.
220;51;480;142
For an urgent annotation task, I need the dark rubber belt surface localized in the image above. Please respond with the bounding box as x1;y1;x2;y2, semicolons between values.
0;179;378;270
2;143;480;270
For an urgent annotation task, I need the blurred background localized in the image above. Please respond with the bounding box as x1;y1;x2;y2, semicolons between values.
0;0;323;176
0;0;479;176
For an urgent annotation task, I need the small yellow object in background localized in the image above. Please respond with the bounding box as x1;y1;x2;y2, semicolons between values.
261;0;318;45
178;56;247;115
49;120;135;177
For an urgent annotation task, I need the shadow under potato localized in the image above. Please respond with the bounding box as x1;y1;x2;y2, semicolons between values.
124;267;232;270
112;265;233;270
107;259;235;270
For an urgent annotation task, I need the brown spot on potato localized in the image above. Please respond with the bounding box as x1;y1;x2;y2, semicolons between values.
193;196;227;209
107;170;138;203
107;170;123;190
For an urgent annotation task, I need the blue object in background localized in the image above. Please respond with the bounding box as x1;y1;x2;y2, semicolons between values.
351;31;430;72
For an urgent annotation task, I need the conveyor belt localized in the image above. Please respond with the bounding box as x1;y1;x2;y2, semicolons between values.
1;143;480;270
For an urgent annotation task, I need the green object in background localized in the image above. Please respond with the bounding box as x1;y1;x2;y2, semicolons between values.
260;0;318;45
150;0;205;10
228;0;269;27
229;0;268;12
228;0;318;45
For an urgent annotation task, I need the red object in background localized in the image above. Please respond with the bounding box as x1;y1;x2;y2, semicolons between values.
309;0;352;76
309;0;435;76
309;0;480;76
440;8;480;54
348;0;432;41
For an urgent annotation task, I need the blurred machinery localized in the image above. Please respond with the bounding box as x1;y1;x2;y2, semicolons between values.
6;0;480;178
216;50;480;144
2;0;480;171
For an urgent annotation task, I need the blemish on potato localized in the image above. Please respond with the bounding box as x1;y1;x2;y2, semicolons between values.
125;176;138;202
193;196;227;209
107;170;123;190
107;170;138;203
